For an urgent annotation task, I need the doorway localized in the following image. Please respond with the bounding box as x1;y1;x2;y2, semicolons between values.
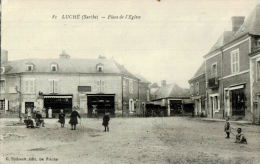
230;88;246;116
25;102;34;114
87;94;115;116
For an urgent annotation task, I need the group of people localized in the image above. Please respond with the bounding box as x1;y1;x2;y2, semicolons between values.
24;107;111;132
224;117;247;144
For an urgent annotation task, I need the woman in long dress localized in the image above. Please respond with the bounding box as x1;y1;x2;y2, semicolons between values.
69;108;81;130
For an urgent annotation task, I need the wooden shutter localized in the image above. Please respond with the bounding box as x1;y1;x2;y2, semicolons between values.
49;80;53;93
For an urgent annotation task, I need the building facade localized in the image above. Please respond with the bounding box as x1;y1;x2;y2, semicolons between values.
188;62;206;116
0;51;150;117
195;4;260;122
250;48;260;124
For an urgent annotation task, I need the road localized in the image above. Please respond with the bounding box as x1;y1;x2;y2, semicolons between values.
0;117;260;164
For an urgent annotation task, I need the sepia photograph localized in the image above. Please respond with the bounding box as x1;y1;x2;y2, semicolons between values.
0;0;260;163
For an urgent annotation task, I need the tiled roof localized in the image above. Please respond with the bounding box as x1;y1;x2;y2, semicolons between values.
209;31;234;52
207;4;260;55
190;62;205;81
154;83;190;99
135;74;150;84
2;57;138;80
233;4;260;38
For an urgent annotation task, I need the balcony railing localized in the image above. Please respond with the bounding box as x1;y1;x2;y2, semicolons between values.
208;77;219;89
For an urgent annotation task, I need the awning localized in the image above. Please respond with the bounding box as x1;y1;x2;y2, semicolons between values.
229;85;244;91
44;95;72;98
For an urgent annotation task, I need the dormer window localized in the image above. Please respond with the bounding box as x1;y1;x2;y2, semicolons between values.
96;63;104;73
26;65;34;71
0;67;5;74
257;38;260;47
51;64;58;72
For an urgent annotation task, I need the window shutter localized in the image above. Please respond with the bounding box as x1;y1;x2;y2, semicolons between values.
49;80;53;93
54;80;58;93
5;99;8;111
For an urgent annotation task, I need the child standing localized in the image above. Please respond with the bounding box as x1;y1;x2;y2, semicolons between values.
224;117;231;139
58;109;66;128
102;112;110;132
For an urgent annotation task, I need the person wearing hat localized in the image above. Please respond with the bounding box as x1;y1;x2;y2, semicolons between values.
235;128;247;144
69;108;81;130
58;109;66;128
102;112;110;132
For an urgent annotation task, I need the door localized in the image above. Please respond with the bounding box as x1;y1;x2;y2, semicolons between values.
231;88;246;116
25;102;34;114
87;95;115;115
224;90;230;117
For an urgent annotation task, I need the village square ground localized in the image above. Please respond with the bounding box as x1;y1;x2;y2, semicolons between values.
0;117;260;164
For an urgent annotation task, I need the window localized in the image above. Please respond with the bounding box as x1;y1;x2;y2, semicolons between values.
196;82;199;95
24;79;35;94
0;80;5;93
26;65;34;71
49;79;59;93
211;63;217;77
51;64;58;72
231;49;240;74
210;95;220;112
96;64;104;72
129;79;134;94
256;38;260;47
123;79;127;90
190;83;194;95
257;60;260;81
0;100;5;110
95;80;105;92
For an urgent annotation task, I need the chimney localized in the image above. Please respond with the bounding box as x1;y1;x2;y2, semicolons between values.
98;55;106;59
59;50;70;59
231;16;245;32
161;80;166;87
1;50;8;63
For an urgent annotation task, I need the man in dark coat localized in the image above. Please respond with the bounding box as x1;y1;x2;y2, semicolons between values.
69;108;81;130
102;112;110;132
58;109;66;128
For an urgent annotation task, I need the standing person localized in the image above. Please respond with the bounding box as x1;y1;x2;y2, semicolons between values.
58;109;66;128
48;107;53;118
69;108;81;130
224;117;231;139
102;112;110;132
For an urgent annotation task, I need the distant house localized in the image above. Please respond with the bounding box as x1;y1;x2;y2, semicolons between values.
0;50;149;117
151;81;191;116
188;62;206;116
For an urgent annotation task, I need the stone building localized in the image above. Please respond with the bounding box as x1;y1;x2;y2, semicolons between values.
188;62;206;116
189;4;260;122
0;51;150;117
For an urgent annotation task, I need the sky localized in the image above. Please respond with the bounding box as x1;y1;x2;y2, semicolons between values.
2;0;260;88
